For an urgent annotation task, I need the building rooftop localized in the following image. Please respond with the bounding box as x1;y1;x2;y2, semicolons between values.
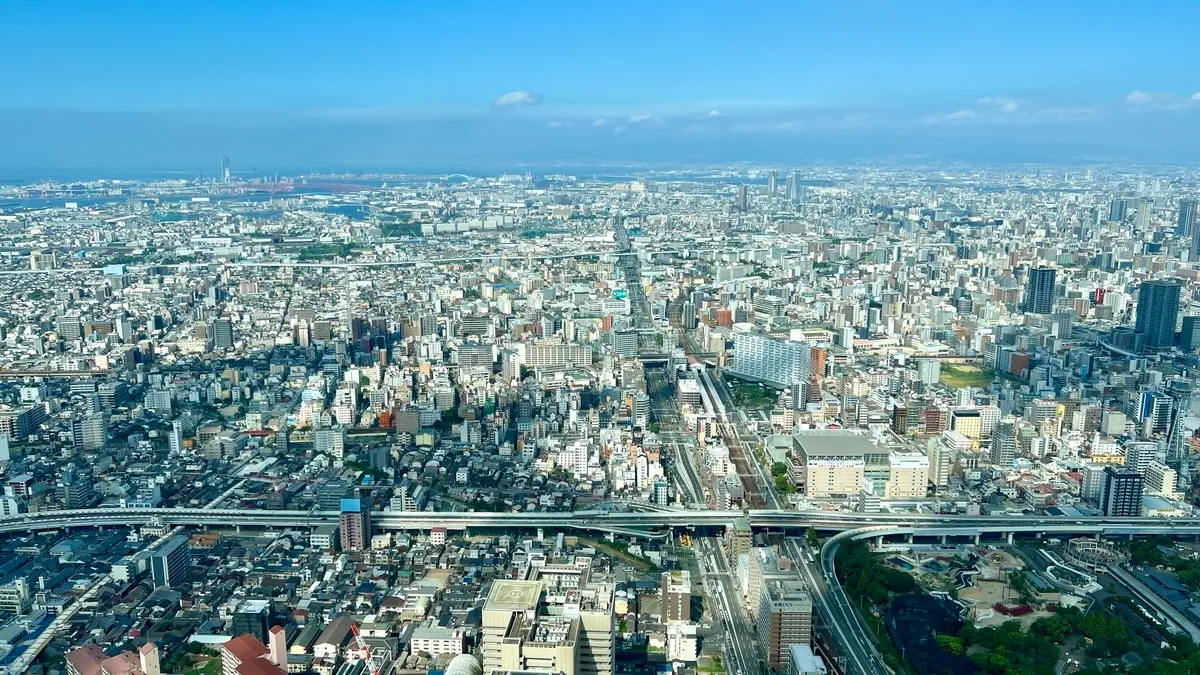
793;430;875;458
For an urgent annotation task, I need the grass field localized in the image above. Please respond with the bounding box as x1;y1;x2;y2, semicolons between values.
939;364;997;388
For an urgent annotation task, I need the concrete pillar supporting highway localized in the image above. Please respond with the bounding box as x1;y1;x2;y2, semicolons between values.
875;536;883;549
940;535;947;545
1006;532;1013;544
973;533;980;545
906;533;913;544
236;525;242;533
1036;532;1042;539
1095;533;1102;541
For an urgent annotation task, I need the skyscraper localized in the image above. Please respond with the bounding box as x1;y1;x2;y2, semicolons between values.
1098;467;1143;517
736;184;748;212
1108;198;1127;223
1177;198;1197;236
221;156;231;184
1135;278;1182;350
1135;199;1153;230
767;170;778;197
1022;266;1056;314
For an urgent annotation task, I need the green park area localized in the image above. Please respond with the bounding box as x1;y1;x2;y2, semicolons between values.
727;379;778;410
939;363;997;388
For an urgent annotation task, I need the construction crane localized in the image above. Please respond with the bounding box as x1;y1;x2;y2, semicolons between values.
350;622;389;675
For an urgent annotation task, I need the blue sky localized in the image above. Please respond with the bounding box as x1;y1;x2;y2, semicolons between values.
3;1;1200;168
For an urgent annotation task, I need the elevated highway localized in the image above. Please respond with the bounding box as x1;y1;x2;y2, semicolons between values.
7;506;1200;539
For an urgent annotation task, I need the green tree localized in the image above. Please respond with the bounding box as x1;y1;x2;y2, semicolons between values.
935;634;964;655
771;462;788;477
806;527;818;547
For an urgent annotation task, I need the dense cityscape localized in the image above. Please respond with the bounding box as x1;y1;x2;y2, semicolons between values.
0;163;1195;675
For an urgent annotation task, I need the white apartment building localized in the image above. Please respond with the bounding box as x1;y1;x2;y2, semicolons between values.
731;330;812;387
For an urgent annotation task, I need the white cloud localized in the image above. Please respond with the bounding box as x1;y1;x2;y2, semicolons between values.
546;120;572;128
627;114;657;124
1126;89;1170;105
612;125;627;135
1192;92;1200;101
977;96;1020;113
706;109;722;117
592;118;609;127
493;89;544;108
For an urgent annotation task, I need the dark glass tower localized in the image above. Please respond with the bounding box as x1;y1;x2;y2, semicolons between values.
1135;278;1182;349
1022;266;1056;314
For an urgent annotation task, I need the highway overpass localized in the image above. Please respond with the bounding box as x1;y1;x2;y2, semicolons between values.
5;507;1200;540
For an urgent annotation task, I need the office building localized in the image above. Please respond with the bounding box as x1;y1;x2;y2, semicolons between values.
990;422;1017;468
756;578;813;672
731;331;812;387
339;498;371;551
661;570;691;624
1178;198;1198;236
151;535;190;588
1109;198;1128;223
212;318;235;349
1098;467;1143;517
767;170;778;197
1022;266;1056;314
1135;278;1182;350
1144;463;1180;499
231;599;271;644
1181;316;1200;351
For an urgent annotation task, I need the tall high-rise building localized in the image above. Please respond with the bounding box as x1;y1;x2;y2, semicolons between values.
1098;467;1143;517
756;578;813;672
212;318;235;349
221;156;231;184
1022;266;1056;314
1124;441;1158;475
1181;316;1200;351
169;420;184;455
1108;198;1127;223
1135;278;1182;350
151;535;190;588
767;170;778;197
786;170;804;203
661;570;691;624
736;184;748;212
339;498;371;551
1135;199;1153;230
1166;379;1193;474
1177;198;1197;236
